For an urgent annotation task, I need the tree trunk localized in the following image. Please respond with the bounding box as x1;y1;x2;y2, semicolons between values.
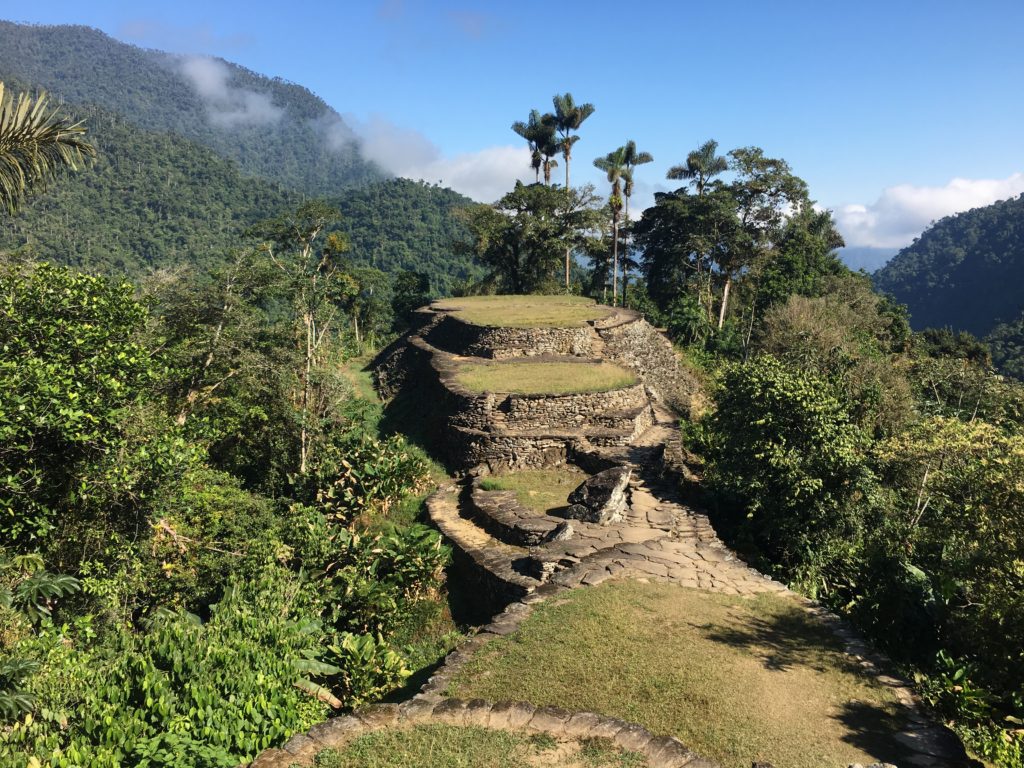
564;147;572;290
622;196;630;308
612;215;620;305
299;311;313;476
717;277;731;330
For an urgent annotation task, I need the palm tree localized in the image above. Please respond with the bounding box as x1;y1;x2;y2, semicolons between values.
552;93;595;288
0;82;95;214
511;109;546;183
539;132;560;186
594;146;627;305
620;140;653;304
666;139;727;196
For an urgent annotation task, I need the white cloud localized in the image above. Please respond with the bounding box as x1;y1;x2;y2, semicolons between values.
835;173;1024;248
177;56;283;128
347;115;533;202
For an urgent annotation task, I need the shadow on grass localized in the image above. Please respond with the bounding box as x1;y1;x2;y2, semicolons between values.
833;699;916;765
700;606;860;675
699;605;976;766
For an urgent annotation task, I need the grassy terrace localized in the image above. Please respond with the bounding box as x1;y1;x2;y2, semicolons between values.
448;581;913;768
479;467;588;515
455;360;637;395
312;725;647;768
433;295;613;328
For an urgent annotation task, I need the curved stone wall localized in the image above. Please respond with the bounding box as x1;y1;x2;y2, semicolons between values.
597;312;702;416
425;312;595;359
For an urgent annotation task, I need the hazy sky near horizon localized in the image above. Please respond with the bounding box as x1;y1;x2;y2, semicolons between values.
5;0;1023;248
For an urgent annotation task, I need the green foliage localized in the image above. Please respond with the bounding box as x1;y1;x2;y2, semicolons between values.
700;355;871;580
324;632;410;708
874;193;1024;337
458;181;603;294
4;570;329;767
321;525;448;636
316;435;429;523
0;21;380;197
0;81;96;214
0;261;152;545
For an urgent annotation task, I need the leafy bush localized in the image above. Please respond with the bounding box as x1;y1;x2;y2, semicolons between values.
0;262;151;546
700;355;872;582
316;434;429;522
3;569;329;767
324;632;410;707
321;525;448;636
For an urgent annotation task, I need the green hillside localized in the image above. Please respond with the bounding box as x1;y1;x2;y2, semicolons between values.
873;194;1024;336
0;71;479;289
0;21;381;195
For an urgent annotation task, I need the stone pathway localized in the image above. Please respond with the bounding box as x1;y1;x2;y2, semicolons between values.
251;342;973;768
428;403;788;602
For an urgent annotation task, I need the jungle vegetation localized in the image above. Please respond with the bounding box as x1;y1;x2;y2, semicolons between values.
1;38;1022;766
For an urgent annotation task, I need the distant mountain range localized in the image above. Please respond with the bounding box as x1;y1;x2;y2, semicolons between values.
0;21;380;195
873;194;1024;337
0;21;480;292
837;246;897;273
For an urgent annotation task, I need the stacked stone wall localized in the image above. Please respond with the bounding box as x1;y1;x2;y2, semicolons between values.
599;315;701;416
498;385;646;430
426;313;593;359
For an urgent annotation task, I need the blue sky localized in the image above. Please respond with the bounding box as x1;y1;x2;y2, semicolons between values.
5;0;1024;247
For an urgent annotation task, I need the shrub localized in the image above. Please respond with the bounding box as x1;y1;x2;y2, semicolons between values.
700;355;872;584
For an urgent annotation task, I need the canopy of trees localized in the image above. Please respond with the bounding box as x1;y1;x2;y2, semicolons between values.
874;194;1024;337
0;21;382;195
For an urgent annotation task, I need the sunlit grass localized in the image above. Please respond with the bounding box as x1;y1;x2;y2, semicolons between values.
433;295;613;328
478;467;588;514
312;725;648;767
455;360;636;395
448;581;913;768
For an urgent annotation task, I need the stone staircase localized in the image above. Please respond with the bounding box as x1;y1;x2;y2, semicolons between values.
425;409;787;612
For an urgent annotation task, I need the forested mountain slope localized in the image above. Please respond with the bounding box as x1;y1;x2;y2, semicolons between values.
0;21;382;195
0;33;481;290
873;194;1024;335
0;93;478;287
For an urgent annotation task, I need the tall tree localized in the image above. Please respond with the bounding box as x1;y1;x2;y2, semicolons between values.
249;201;356;476
539;127;561;186
621;140;654;303
667;139;727;196
457;181;601;294
511;109;546;184
551;93;595;287
594;147;628;304
723;147;808;329
0;82;95;214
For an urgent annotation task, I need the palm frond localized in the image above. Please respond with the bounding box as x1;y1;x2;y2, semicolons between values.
0;82;96;214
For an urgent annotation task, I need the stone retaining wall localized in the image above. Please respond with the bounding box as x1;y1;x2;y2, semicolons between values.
599;313;701;416
252;699;715;768
425;312;594;359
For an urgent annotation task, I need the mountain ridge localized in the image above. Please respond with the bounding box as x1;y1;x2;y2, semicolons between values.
873;193;1024;336
0;20;382;195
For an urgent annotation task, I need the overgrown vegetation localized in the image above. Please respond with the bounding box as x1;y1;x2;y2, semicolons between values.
0;193;462;764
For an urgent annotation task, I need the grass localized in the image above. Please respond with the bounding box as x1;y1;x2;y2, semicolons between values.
433;295;613;328
312;725;648;768
455;360;637;395
448;581;915;768
478;467;588;515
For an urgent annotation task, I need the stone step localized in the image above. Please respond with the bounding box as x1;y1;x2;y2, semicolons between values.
425;487;542;605
465;482;569;548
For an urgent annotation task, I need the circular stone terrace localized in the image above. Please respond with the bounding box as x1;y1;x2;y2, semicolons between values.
430;294;616;328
